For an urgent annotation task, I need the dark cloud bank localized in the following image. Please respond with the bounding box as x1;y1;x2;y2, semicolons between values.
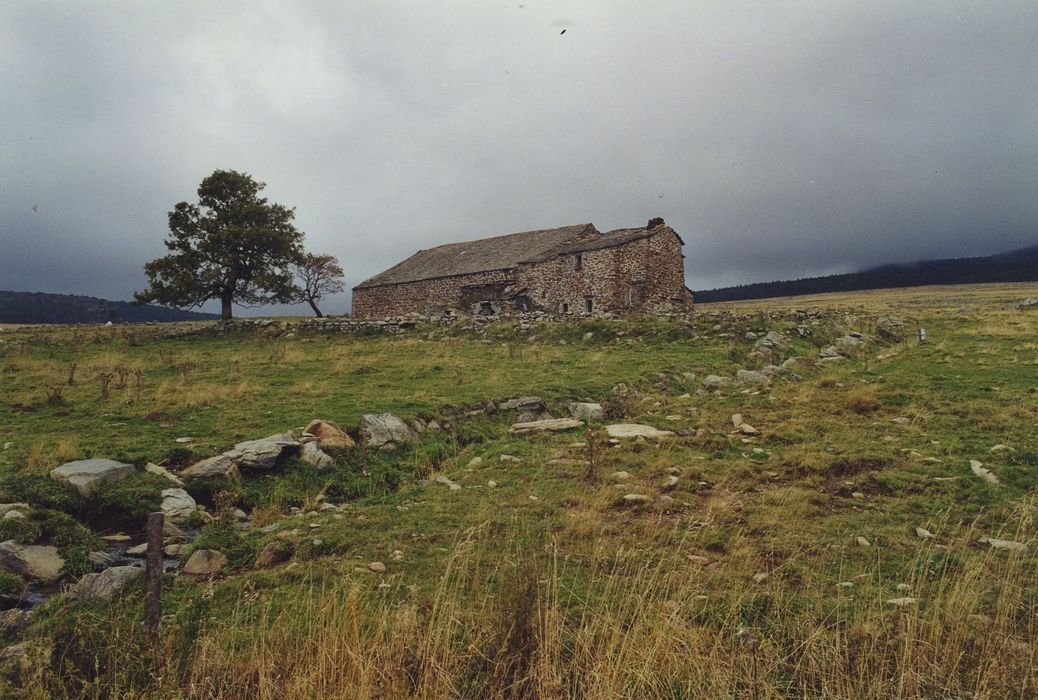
2;1;1036;315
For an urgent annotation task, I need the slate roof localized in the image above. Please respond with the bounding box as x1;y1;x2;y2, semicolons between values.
354;221;674;289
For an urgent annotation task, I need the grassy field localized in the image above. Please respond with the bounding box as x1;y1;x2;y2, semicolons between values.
0;283;1036;698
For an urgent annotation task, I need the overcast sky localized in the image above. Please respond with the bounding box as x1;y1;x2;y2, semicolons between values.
2;1;1037;315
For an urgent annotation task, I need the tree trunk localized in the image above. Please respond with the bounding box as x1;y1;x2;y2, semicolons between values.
307;298;323;318
221;293;233;320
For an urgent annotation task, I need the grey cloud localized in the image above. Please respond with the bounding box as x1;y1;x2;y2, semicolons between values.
1;1;1036;312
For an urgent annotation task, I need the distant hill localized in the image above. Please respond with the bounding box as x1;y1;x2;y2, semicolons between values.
0;291;219;324
694;244;1038;303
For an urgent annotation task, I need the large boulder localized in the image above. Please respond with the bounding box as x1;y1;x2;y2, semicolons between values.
569;403;605;422
0;541;64;582
50;459;134;496
180;454;241;481
183;549;227;576
69;565;142;604
509;418;583;434
360;413;418;448
160;488;197;522
233;436;299;470
304;419;356;449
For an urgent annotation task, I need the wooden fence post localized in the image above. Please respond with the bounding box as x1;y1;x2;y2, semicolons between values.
144;511;164;649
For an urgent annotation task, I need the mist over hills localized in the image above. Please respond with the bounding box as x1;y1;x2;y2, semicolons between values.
694;244;1038;303
0;291;218;324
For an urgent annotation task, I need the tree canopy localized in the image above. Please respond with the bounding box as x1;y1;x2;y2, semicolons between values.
135;170;305;319
294;253;346;317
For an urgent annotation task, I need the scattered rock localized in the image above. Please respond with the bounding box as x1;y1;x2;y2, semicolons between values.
233;436;299;470
569;402;605;422
467;457;483;467
0;504;28;518
180;454;241;481
160;488;197;522
856;536;871;547
887;597;917;607
182;549;227;576
50;458;134;496
915;527;934;539
499;396;546;412
621;494;650;505
486;480;497;488
254;540;294;568
0;641;35;676
0;541;64;582
69;566;142;604
969;459;998;484
819;346;842;359
736;370;770;387
499;454;521;463
979;537;1026;552
300;441;334;469
509;418;583;434
145;462;184;486
662;475;679;489
605;424;674;439
126;543;147;556
368;561;386;573
702;375;735;391
753;572;769;583
654;495;675;509
304;419;356;449
609;471;631;482
360;413;418;448
687;555;710;566
174;437;194;444
434;474;462;491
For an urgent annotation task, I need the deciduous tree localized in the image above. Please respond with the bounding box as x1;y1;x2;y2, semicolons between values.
135;170;304;320
294;253;345;317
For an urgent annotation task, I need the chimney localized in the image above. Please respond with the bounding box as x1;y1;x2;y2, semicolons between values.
647;217;665;229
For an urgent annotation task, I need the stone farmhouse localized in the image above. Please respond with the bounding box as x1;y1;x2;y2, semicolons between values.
351;217;694;318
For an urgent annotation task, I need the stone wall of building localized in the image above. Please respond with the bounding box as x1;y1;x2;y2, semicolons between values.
516;228;691;315
352;269;515;318
352;228;692;318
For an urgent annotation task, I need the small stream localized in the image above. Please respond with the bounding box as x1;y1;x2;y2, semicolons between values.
0;528;193;611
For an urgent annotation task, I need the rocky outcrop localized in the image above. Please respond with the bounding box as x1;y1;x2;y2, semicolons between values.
50;459;134;496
